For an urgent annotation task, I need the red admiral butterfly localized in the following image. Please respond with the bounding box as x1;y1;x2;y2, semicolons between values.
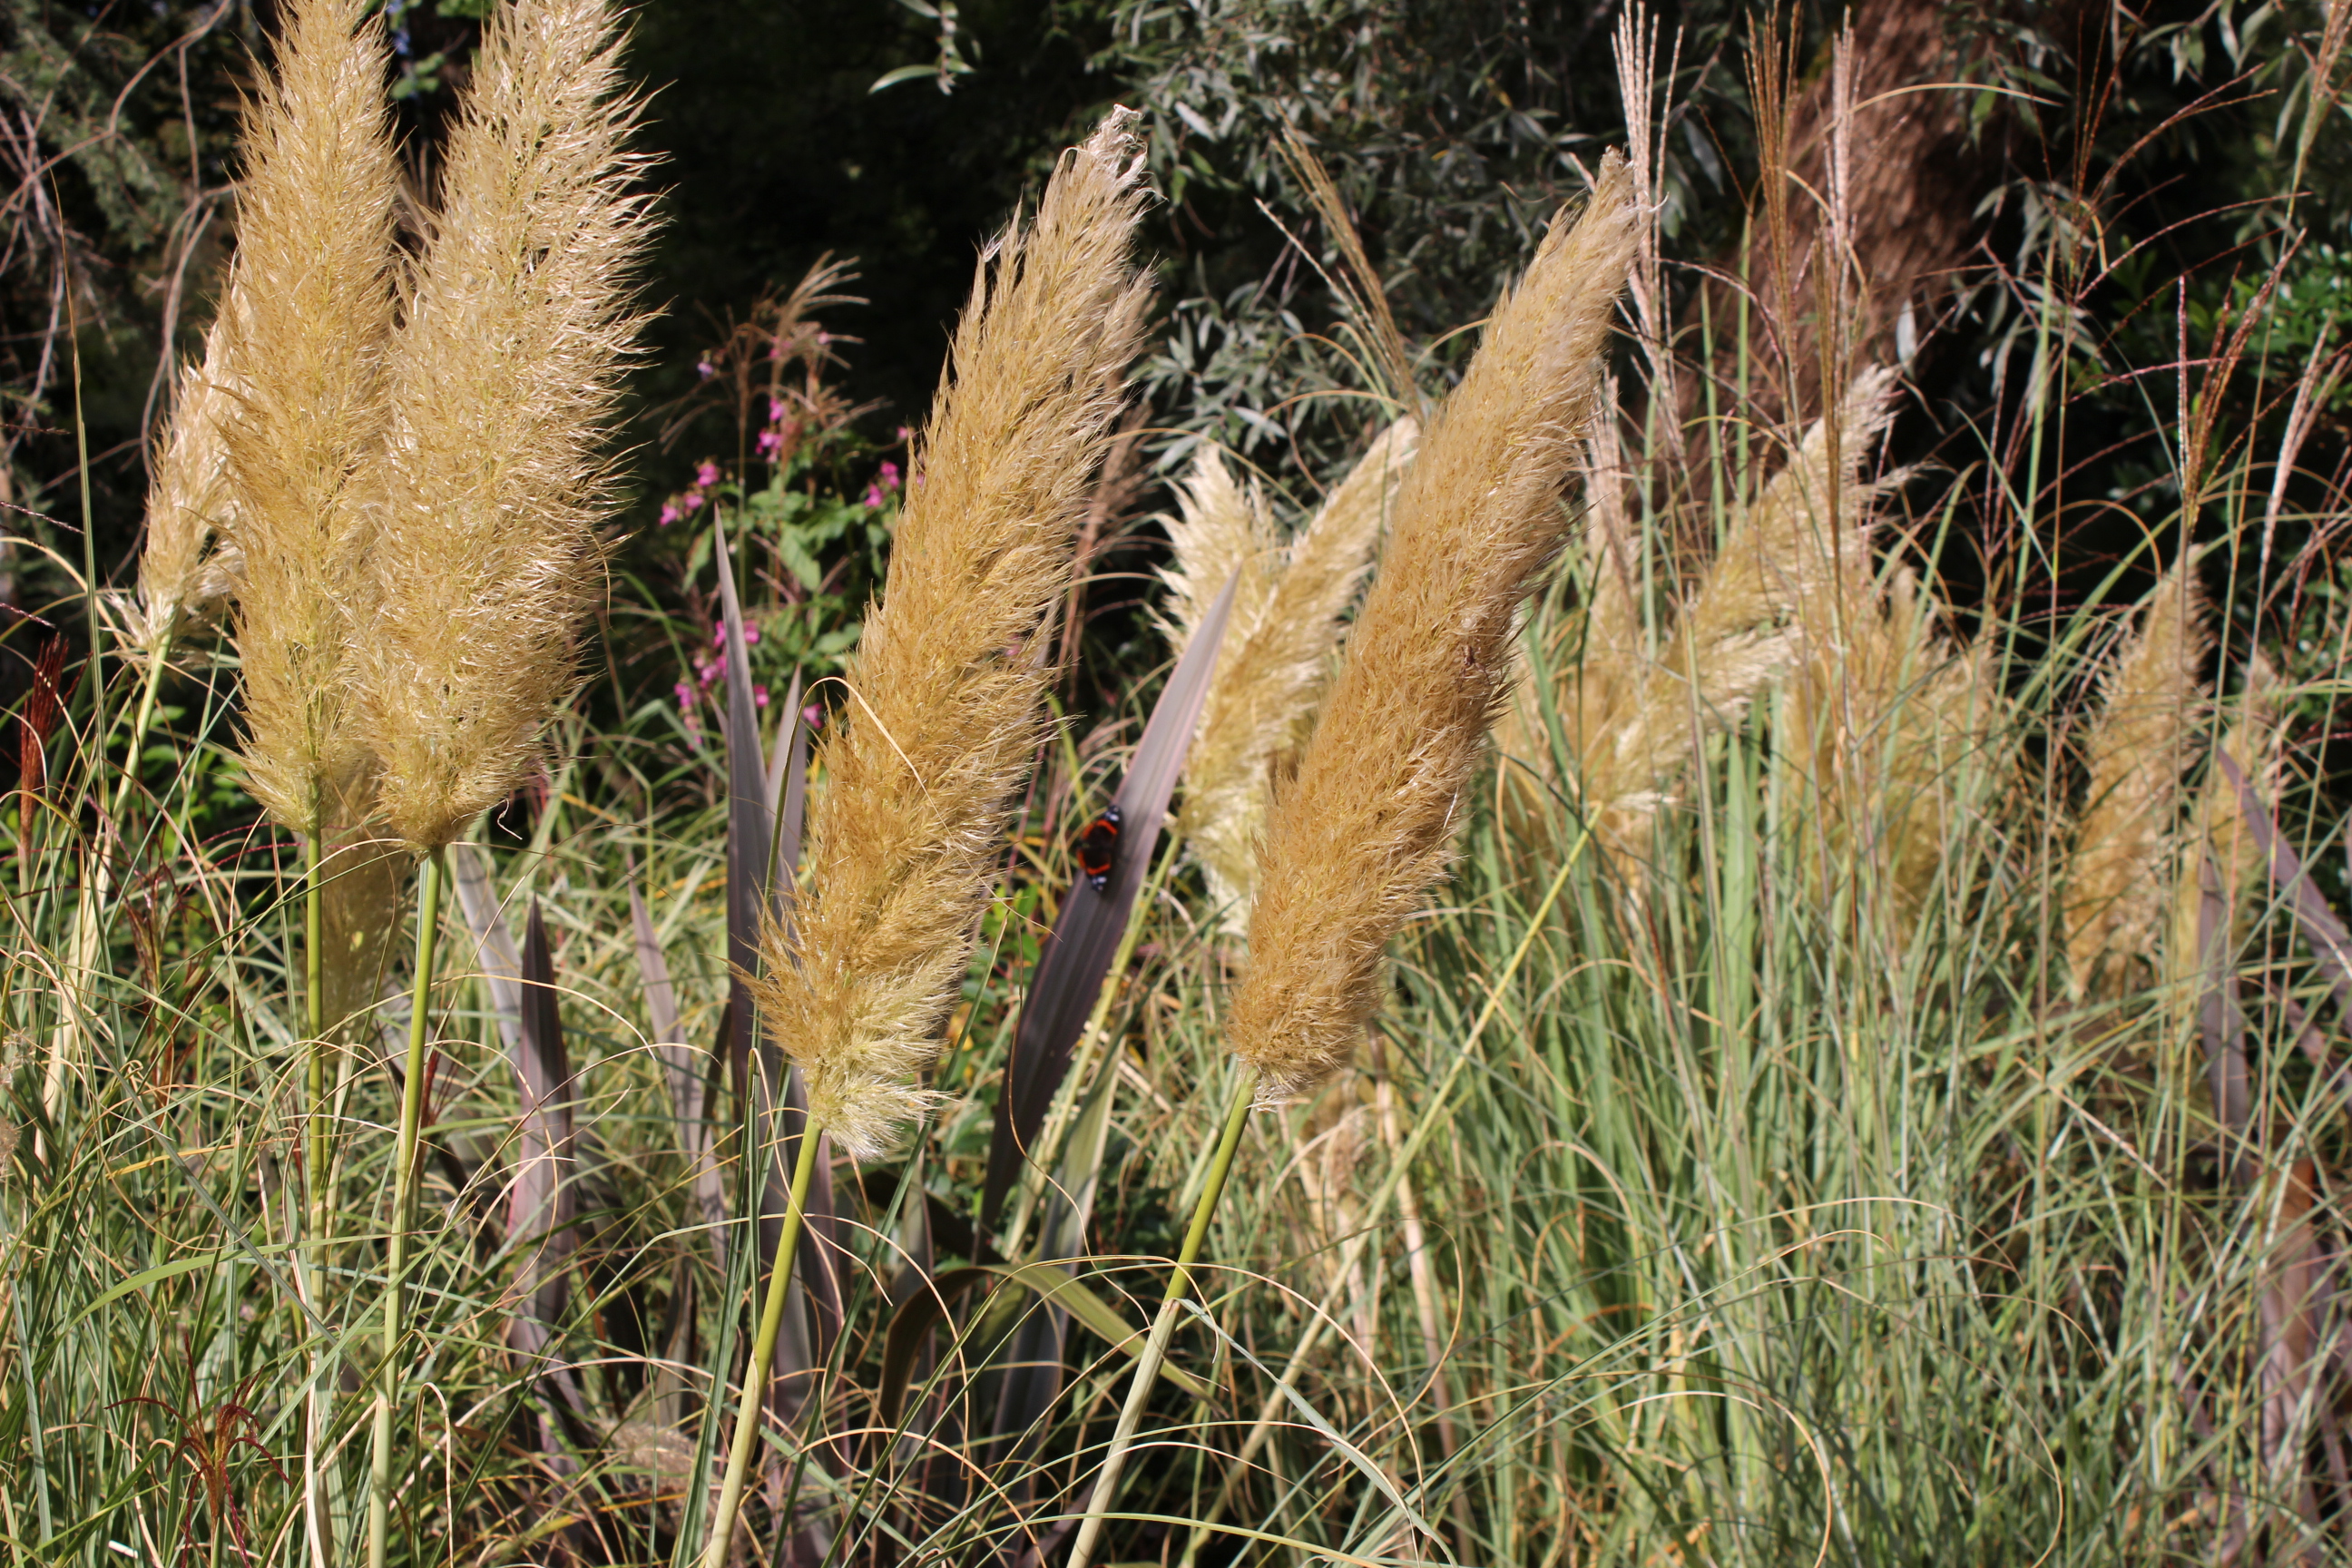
1073;802;1122;893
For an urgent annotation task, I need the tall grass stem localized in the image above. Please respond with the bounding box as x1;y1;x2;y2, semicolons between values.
701;1104;824;1568
1177;824;1592;1563
1067;1078;1254;1568
370;847;446;1568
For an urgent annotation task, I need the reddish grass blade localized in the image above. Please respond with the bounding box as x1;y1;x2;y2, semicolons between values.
2220;752;2352;1010
630;865;727;1264
449;842;524;1050
980;570;1240;1230
509;901;583;1435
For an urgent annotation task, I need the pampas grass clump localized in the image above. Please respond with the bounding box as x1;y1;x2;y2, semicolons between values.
1228;153;1640;1106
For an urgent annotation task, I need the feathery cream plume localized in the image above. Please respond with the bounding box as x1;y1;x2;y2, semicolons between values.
2067;554;2209;997
1228;154;1639;1106
132;320;241;656
216;0;400;836
1161;420;1417;934
1507;368;1899;867
356;0;652;851
2166;654;2280;1004
749;111;1154;1161
1782;566;2004;930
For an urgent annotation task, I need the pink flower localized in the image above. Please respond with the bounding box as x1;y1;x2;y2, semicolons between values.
696;358;715;379
673;681;694;708
769;397;789;425
682;492;704;514
862;484;886;510
753;684;770;708
803;704;823;730
744;625;760;645
712;623;727;648
658;501;680;526
757;429;782;459
877;460;902;490
896;425;913;443
695;461;721;490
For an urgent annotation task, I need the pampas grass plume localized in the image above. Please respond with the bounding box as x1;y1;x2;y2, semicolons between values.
750;110;1154;1161
1161;420;1417;934
2068;554;2209;996
357;0;652;851
1228;154;1638;1105
134;320;240;655
2166;652;2280;1000
218;0;399;835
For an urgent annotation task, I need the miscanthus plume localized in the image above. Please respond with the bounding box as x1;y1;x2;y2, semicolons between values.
750;110;1154;1161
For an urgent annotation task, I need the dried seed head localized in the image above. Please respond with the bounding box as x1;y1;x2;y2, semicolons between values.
2166;652;2279;999
356;0;653;850
1163;420;1417;934
1229;155;1639;1106
134;319;241;656
750;109;1154;1160
2069;555;2209;997
217;0;402;837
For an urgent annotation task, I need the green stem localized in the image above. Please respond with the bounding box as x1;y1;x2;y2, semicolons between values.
1174;824;1593;1568
701;1109;823;1568
1066;1077;1253;1568
109;632;171;821
302;824;333;1568
369;848;444;1568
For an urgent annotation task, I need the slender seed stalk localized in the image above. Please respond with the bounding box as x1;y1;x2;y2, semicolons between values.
1175;824;1592;1567
302;812;330;1568
1067;1082;1253;1568
702;1112;824;1568
369;848;445;1568
307;833;330;1208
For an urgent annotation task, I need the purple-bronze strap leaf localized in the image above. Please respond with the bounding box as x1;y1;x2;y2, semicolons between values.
2192;854;2251;1182
2220;751;2352;1013
449;842;523;1053
629;862;727;1268
511;900;584;1448
982;570;1240;1231
713;530;841;1370
715;523;773;1092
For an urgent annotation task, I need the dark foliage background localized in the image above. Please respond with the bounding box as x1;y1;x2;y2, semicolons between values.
4;0;2348;701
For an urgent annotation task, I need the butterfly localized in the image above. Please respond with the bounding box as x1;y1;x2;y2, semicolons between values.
1073;802;1122;893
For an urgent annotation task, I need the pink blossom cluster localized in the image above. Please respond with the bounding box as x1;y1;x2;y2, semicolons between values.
659;459;725;527
863;459;902;512
757;397;800;462
674;620;769;735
